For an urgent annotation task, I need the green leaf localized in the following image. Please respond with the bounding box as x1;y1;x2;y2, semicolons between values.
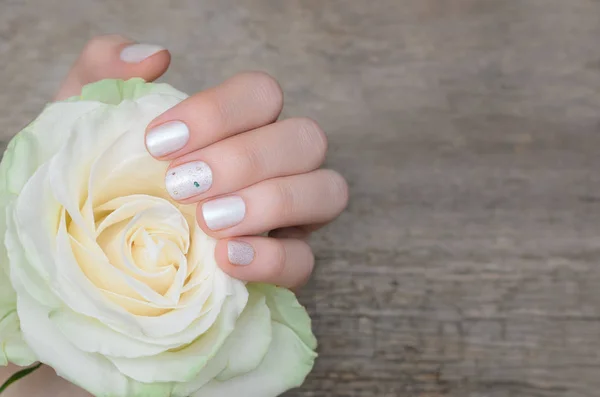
67;78;188;105
0;362;42;394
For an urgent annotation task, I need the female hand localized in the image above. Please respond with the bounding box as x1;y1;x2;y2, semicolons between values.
56;34;349;291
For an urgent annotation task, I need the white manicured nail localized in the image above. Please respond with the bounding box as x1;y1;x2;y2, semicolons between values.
146;121;189;157
120;44;165;63
228;241;254;266
202;196;246;230
165;161;212;200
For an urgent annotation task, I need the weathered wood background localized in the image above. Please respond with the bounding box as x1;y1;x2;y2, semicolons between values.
2;0;600;396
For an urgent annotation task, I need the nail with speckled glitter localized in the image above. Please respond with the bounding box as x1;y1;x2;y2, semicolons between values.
228;241;254;266
165;161;212;200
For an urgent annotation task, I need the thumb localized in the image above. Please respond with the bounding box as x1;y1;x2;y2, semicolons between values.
54;35;171;100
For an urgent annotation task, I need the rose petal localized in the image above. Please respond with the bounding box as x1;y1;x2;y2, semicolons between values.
214;291;272;381
50;308;176;358
17;290;131;396
255;284;318;350
171;290;271;396
190;323;317;397
108;293;244;383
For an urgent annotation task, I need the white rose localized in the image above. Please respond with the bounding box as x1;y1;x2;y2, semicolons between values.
0;78;317;396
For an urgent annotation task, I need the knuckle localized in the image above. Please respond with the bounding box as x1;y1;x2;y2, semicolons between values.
293;117;328;166
205;98;229;134
324;170;350;213
216;144;253;183
79;35;128;74
79;39;102;66
269;180;296;220
299;242;315;286
82;36;105;52
267;241;287;280
247;72;284;116
242;143;268;179
81;35;119;58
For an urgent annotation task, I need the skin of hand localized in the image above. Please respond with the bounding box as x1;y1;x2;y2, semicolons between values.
0;35;348;395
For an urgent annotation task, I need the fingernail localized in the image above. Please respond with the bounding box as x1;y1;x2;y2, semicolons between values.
146;121;189;157
120;43;165;63
202;196;246;230
165;161;212;200
228;241;254;266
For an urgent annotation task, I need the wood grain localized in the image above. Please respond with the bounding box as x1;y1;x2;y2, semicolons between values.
2;0;600;396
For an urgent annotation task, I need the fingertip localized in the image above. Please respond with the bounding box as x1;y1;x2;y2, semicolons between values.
119;43;166;63
146;49;171;81
214;237;314;290
118;43;172;81
214;238;258;280
214;237;269;281
112;41;171;82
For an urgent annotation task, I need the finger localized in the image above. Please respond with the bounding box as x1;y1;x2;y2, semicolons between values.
196;169;349;238
215;237;314;290
268;224;325;239
164;117;327;203
54;35;170;101
144;71;283;159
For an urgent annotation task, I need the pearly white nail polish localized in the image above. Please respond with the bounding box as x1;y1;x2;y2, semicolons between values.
165;161;212;200
228;241;255;266
120;44;165;63
146;121;189;157
202;196;246;230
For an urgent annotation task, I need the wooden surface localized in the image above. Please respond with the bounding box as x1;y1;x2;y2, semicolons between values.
2;0;600;396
